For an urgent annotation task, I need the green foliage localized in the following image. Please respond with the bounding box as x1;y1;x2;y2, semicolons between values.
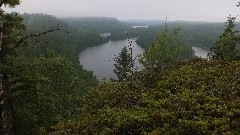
55;58;240;134
0;14;100;133
0;11;29;134
1;0;21;8
54;82;150;134
150;58;240;134
113;46;133;82
140;24;182;71
2;2;240;134
4;54;98;134
31;54;97;118
17;13;107;59
0;12;100;134
63;17;130;40
2;12;26;57
134;21;226;50
210;16;240;60
2;55;55;134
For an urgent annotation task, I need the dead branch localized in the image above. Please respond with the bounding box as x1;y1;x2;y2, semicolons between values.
1;24;68;57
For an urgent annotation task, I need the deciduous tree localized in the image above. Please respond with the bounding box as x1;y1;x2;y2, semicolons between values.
140;23;182;71
210;15;240;60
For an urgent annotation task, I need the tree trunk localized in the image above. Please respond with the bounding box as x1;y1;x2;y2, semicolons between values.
0;11;4;135
9;97;17;135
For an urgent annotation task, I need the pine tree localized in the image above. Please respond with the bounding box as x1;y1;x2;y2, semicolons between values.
0;1;66;134
113;46;133;82
1;1;22;133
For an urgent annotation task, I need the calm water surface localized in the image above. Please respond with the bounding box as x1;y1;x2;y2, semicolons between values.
79;38;144;80
79;41;209;80
192;46;210;58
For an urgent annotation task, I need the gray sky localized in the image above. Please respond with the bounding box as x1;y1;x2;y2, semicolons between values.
5;0;240;22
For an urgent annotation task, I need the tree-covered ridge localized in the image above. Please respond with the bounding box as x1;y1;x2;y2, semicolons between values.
55;58;240;134
63;17;122;33
128;21;230;60
133;22;227;49
62;17;131;40
18;13;107;58
0;10;98;134
1;0;240;134
6;54;98;134
54;16;240;134
18;13;231;61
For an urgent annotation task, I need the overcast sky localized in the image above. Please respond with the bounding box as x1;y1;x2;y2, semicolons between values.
4;0;240;22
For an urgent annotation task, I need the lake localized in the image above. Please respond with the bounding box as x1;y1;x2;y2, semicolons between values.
192;46;210;58
79;38;144;80
79;40;210;80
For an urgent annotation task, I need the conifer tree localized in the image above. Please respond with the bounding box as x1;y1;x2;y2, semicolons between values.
113;46;133;82
1;1;22;134
0;1;67;134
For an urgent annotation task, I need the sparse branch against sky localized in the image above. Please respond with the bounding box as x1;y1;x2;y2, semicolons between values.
4;0;240;22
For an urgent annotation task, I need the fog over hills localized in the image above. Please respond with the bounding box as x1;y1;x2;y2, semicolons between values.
5;0;240;22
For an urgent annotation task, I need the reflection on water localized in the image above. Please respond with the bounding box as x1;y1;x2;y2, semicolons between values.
79;38;144;80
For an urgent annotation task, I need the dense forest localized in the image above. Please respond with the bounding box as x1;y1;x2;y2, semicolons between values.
20;14;231;61
134;22;223;49
0;0;240;134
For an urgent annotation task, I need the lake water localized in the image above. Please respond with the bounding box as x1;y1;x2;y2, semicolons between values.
192;46;210;58
79;40;210;80
79;38;144;80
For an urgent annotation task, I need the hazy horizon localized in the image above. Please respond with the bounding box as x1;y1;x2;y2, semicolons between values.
4;0;240;22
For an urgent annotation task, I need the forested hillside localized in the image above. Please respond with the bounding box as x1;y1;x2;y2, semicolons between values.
55;17;240;134
0;12;100;134
63;17;130;40
134;22;226;49
1;1;240;134
19;13;107;58
19;14;232;61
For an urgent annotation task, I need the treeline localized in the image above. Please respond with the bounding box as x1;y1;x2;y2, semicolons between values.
0;12;100;134
62;17;131;40
134;21;227;50
1;4;240;134
20;14;232;60
125;21;233;60
55;17;240;134
19;13;107;58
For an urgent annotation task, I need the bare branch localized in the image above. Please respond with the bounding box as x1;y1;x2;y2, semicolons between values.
57;21;61;28
1;27;68;57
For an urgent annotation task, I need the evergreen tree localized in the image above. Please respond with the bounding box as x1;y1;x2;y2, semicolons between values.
1;1;24;133
0;2;67;134
113;46;133;82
